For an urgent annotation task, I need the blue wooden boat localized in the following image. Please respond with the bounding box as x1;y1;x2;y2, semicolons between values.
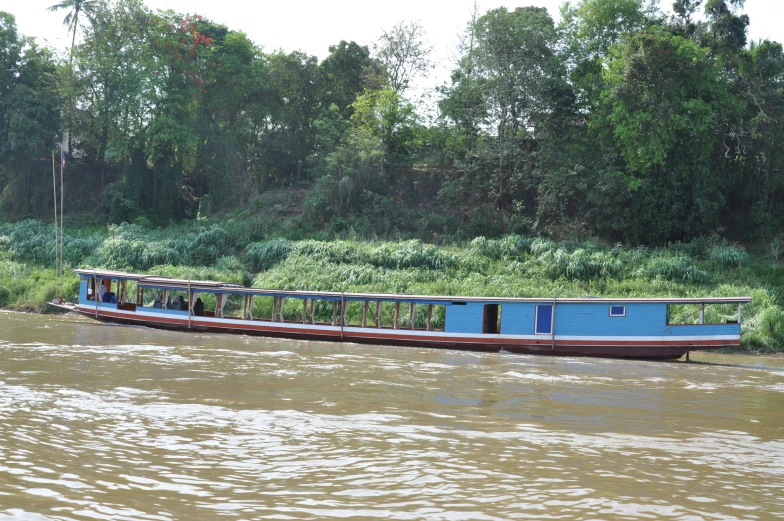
53;269;751;359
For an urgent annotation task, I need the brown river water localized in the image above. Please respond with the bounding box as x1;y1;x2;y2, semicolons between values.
0;310;783;520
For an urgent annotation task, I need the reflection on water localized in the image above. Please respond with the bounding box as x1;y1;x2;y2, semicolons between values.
0;310;783;520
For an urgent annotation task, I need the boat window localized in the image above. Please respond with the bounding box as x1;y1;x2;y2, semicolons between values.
429;305;446;331
482;304;501;334
667;303;738;325
667;304;702;325
165;290;189;311
609;306;626;317
535;305;553;335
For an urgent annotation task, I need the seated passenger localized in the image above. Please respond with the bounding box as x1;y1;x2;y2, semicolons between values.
175;295;186;311
102;290;114;303
153;298;163;309
110;294;117;304
98;281;107;301
165;297;172;309
193;297;204;316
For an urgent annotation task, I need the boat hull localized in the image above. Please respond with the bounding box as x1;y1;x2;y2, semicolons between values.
66;304;738;360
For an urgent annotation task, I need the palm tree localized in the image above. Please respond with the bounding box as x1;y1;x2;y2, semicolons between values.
47;0;100;60
48;0;99;155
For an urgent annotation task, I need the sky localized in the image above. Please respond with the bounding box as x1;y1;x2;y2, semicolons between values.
7;0;784;96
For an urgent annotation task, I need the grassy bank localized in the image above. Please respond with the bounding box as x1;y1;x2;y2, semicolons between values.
1;219;783;353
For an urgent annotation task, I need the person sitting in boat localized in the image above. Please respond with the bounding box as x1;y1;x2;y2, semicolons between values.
172;295;186;310
193;297;204;316
98;280;107;301
153;297;162;309
165;296;172;309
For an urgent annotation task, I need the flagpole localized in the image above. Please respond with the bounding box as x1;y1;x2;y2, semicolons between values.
52;151;58;301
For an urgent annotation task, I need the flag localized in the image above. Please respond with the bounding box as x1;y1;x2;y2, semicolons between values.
61;151;66;168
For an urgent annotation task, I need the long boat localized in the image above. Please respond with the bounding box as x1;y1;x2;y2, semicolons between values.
51;268;751;359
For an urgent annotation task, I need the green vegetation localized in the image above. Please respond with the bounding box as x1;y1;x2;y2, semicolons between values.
1;1;783;244
1;219;783;353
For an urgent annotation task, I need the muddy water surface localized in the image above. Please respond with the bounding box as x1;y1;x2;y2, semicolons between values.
0;310;783;520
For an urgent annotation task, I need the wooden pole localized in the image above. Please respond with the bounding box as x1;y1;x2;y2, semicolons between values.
279;297;285;322
310;299;316;324
59;149;64;301
376;301;381;328
427;304;434;331
551;297;557;351
409;303;415;329
340;294;345;338
52;151;58;301
187;277;192;329
93;271;98;318
302;299;308;323
394;302;400;329
362;301;369;327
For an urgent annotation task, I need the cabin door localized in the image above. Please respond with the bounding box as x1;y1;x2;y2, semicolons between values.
482;304;501;334
535;305;553;335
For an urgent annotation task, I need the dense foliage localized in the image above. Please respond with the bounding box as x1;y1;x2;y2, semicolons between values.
0;0;781;244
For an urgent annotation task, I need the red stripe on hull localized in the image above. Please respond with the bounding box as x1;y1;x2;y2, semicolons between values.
75;309;738;359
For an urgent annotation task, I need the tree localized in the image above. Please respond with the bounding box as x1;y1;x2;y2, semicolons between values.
560;0;657;112
671;0;703;37
441;7;570;216
560;0;657;60
590;28;738;242
700;0;749;62
0;13;62;214
319;40;375;115
374;21;432;93
263;50;320;185
0;12;21;102
726;39;784;236
47;0;100;60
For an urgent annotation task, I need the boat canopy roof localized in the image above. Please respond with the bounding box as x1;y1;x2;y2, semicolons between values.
73;268;148;281
73;268;752;304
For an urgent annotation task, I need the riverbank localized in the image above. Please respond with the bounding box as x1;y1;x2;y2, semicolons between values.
1;219;783;353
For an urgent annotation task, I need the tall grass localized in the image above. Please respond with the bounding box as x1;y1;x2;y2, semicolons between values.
709;243;748;268
246;238;293;271
635;254;709;283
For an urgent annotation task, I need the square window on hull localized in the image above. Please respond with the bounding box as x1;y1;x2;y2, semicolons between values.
609;306;626;317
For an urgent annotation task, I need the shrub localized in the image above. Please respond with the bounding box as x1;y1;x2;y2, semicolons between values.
709;243;748;268
246;238;293;271
530;237;556;255
636;255;708;284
